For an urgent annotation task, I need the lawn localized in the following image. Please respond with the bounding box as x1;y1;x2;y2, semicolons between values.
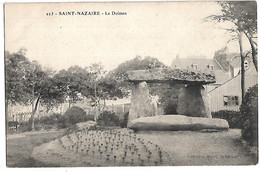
6;129;66;167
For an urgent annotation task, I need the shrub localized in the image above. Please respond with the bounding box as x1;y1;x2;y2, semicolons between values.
18;117;41;132
212;110;242;128
38;113;65;130
120;112;129;128
239;84;258;147
63;106;92;128
7;121;19;134
7;121;19;129
17;121;31;132
97;111;120;126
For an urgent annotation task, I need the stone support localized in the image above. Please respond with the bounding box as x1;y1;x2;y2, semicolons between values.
177;84;211;118
128;82;156;126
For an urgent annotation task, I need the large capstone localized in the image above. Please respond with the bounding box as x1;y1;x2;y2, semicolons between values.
128;81;156;126
128;115;229;131
177;84;211;118
126;68;216;85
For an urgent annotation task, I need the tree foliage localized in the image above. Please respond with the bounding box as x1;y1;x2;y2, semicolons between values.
53;65;94;105
5;50;32;105
63;106;93;127
107;56;167;96
206;1;257;99
206;1;257;70
239;84;258;147
5;50;66;130
97;111;120;126
213;47;230;72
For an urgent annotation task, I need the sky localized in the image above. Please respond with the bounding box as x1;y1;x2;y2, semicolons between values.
4;2;251;72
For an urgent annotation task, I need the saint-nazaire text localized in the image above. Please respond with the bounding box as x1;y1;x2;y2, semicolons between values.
46;11;127;16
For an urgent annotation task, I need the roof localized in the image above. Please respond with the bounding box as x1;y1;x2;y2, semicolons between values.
171;57;230;84
171;58;222;72
214;70;231;84
209;66;257;93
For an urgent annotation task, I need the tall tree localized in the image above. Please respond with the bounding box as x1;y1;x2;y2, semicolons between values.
53;65;93;108
205;1;257;99
5;49;64;130
5;50;32;105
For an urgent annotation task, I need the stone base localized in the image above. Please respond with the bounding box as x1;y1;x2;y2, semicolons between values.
128;115;229;131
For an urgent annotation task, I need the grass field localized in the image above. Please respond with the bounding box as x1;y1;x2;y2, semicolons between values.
6;129;66;167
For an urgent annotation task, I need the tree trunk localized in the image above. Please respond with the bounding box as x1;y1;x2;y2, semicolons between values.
103;97;106;111
238;32;245;100
248;36;258;71
31;95;40;131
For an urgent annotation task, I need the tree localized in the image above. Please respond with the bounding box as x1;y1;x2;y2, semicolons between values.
108;56;167;95
206;1;257;99
98;76;124;110
88;62;106;103
213;47;230;72
5;50;32;105
5;49;64;131
53;65;94;108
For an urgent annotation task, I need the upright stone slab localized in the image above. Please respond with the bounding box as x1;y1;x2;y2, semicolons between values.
177;84;211;118
128;81;156;126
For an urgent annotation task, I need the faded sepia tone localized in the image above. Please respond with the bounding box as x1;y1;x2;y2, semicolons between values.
5;1;258;167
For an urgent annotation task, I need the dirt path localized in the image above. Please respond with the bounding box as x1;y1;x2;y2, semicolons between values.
137;129;257;165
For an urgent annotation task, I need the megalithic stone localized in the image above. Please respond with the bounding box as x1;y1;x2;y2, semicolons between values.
128;81;156;126
177;84;211;118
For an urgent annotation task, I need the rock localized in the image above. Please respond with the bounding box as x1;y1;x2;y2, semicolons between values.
126;68;216;84
177;85;211;118
77;121;96;130
128;115;229;131
128;82;156;126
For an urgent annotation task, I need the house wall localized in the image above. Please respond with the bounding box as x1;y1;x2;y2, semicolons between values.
208;67;258;112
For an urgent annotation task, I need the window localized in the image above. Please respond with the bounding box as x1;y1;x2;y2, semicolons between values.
192;64;198;70
244;60;249;69
223;96;239;106
209;65;214;71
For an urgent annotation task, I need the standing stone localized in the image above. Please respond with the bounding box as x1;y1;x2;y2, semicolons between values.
128;82;156;126
177;84;211;118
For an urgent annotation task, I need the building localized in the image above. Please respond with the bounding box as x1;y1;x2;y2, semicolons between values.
171;55;258;112
208;65;257;112
171;56;231;91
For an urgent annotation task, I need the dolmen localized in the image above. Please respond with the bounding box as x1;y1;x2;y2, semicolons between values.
126;68;229;131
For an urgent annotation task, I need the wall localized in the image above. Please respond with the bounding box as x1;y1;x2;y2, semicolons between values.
208;67;258;112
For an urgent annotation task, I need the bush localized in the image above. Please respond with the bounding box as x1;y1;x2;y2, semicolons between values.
239;84;258;147
7;121;19;129
7;121;19;134
120;112;129;128
38;113;65;130
63;106;94;128
97;111;120;126
212;110;242;128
